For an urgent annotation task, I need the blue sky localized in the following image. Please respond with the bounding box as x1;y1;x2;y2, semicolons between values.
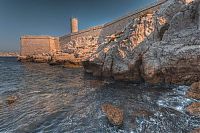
0;0;156;51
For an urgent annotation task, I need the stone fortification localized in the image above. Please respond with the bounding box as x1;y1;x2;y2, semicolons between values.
19;0;167;63
20;35;60;56
59;0;167;61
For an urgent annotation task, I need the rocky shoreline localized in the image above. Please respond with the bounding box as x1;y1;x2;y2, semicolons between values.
0;52;19;57
83;0;200;85
19;0;200;85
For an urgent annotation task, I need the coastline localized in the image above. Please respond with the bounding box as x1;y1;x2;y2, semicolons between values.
0;52;19;57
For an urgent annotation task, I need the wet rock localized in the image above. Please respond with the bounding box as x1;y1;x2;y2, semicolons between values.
101;104;124;126
132;109;154;117
63;60;82;68
187;81;200;100
191;128;200;133
186;102;200;116
6;96;17;105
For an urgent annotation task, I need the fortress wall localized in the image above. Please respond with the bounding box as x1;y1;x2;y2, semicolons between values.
20;36;60;56
20;0;168;59
59;0;167;52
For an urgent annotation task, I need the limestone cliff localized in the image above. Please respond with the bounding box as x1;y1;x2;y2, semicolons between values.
83;0;200;84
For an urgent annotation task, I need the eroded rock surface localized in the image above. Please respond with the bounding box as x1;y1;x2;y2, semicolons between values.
101;104;124;126
186;102;200;117
83;0;200;84
6;96;17;105
191;128;200;133
187;81;200;100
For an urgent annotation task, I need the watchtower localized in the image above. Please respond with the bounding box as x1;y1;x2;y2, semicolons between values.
70;18;78;33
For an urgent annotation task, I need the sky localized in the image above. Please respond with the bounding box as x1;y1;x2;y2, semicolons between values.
0;0;156;51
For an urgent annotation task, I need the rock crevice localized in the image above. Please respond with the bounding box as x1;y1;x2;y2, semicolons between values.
83;0;200;84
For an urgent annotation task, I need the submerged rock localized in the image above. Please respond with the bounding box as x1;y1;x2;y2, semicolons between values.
101;104;124;126
6;96;17;105
187;81;200;100
191;128;200;133
186;102;200;117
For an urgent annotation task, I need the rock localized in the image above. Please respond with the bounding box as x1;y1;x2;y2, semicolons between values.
83;0;200;84
6;96;17;105
63;60;82;68
32;54;51;63
187;81;200;100
101;104;124;126
132;109;154;118
49;53;82;67
186;102;200;116
191;128;200;133
17;55;33;62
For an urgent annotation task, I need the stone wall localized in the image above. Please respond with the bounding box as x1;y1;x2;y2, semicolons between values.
59;0;168;55
20;36;60;56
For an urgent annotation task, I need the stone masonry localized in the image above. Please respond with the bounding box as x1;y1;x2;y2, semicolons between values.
20;35;60;56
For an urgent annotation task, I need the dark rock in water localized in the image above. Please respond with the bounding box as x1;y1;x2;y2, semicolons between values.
191;128;200;133
63;60;82;68
101;104;123;126
187;81;200;100
6;96;17;105
186;102;200;117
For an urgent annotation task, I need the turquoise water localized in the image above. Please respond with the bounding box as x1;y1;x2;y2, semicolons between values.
0;57;199;133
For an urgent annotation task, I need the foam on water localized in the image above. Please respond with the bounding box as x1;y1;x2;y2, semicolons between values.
0;57;199;133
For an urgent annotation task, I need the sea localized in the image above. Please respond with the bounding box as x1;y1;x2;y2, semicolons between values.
0;57;199;133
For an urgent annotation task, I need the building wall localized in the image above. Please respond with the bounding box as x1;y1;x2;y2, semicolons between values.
20;36;60;56
59;0;167;51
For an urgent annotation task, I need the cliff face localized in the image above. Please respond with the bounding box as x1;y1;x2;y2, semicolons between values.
83;0;200;84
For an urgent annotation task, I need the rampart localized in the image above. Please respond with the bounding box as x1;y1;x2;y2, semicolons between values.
20;0;168;58
20;36;60;56
59;0;168;50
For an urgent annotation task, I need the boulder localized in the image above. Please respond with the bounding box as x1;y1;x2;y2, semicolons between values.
6;96;17;105
101;104;124;126
191;128;200;133
186;102;200;116
186;81;200;100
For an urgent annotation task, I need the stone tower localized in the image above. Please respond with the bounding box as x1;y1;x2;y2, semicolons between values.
71;18;78;33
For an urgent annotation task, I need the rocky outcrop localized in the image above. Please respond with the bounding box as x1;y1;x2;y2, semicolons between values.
18;53;52;63
18;52;82;68
186;81;200;117
191;128;200;133
6;96;17;105
83;0;200;84
101;104;124;126
49;53;82;68
187;81;200;100
186;102;200;116
60;35;100;61
0;52;19;57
